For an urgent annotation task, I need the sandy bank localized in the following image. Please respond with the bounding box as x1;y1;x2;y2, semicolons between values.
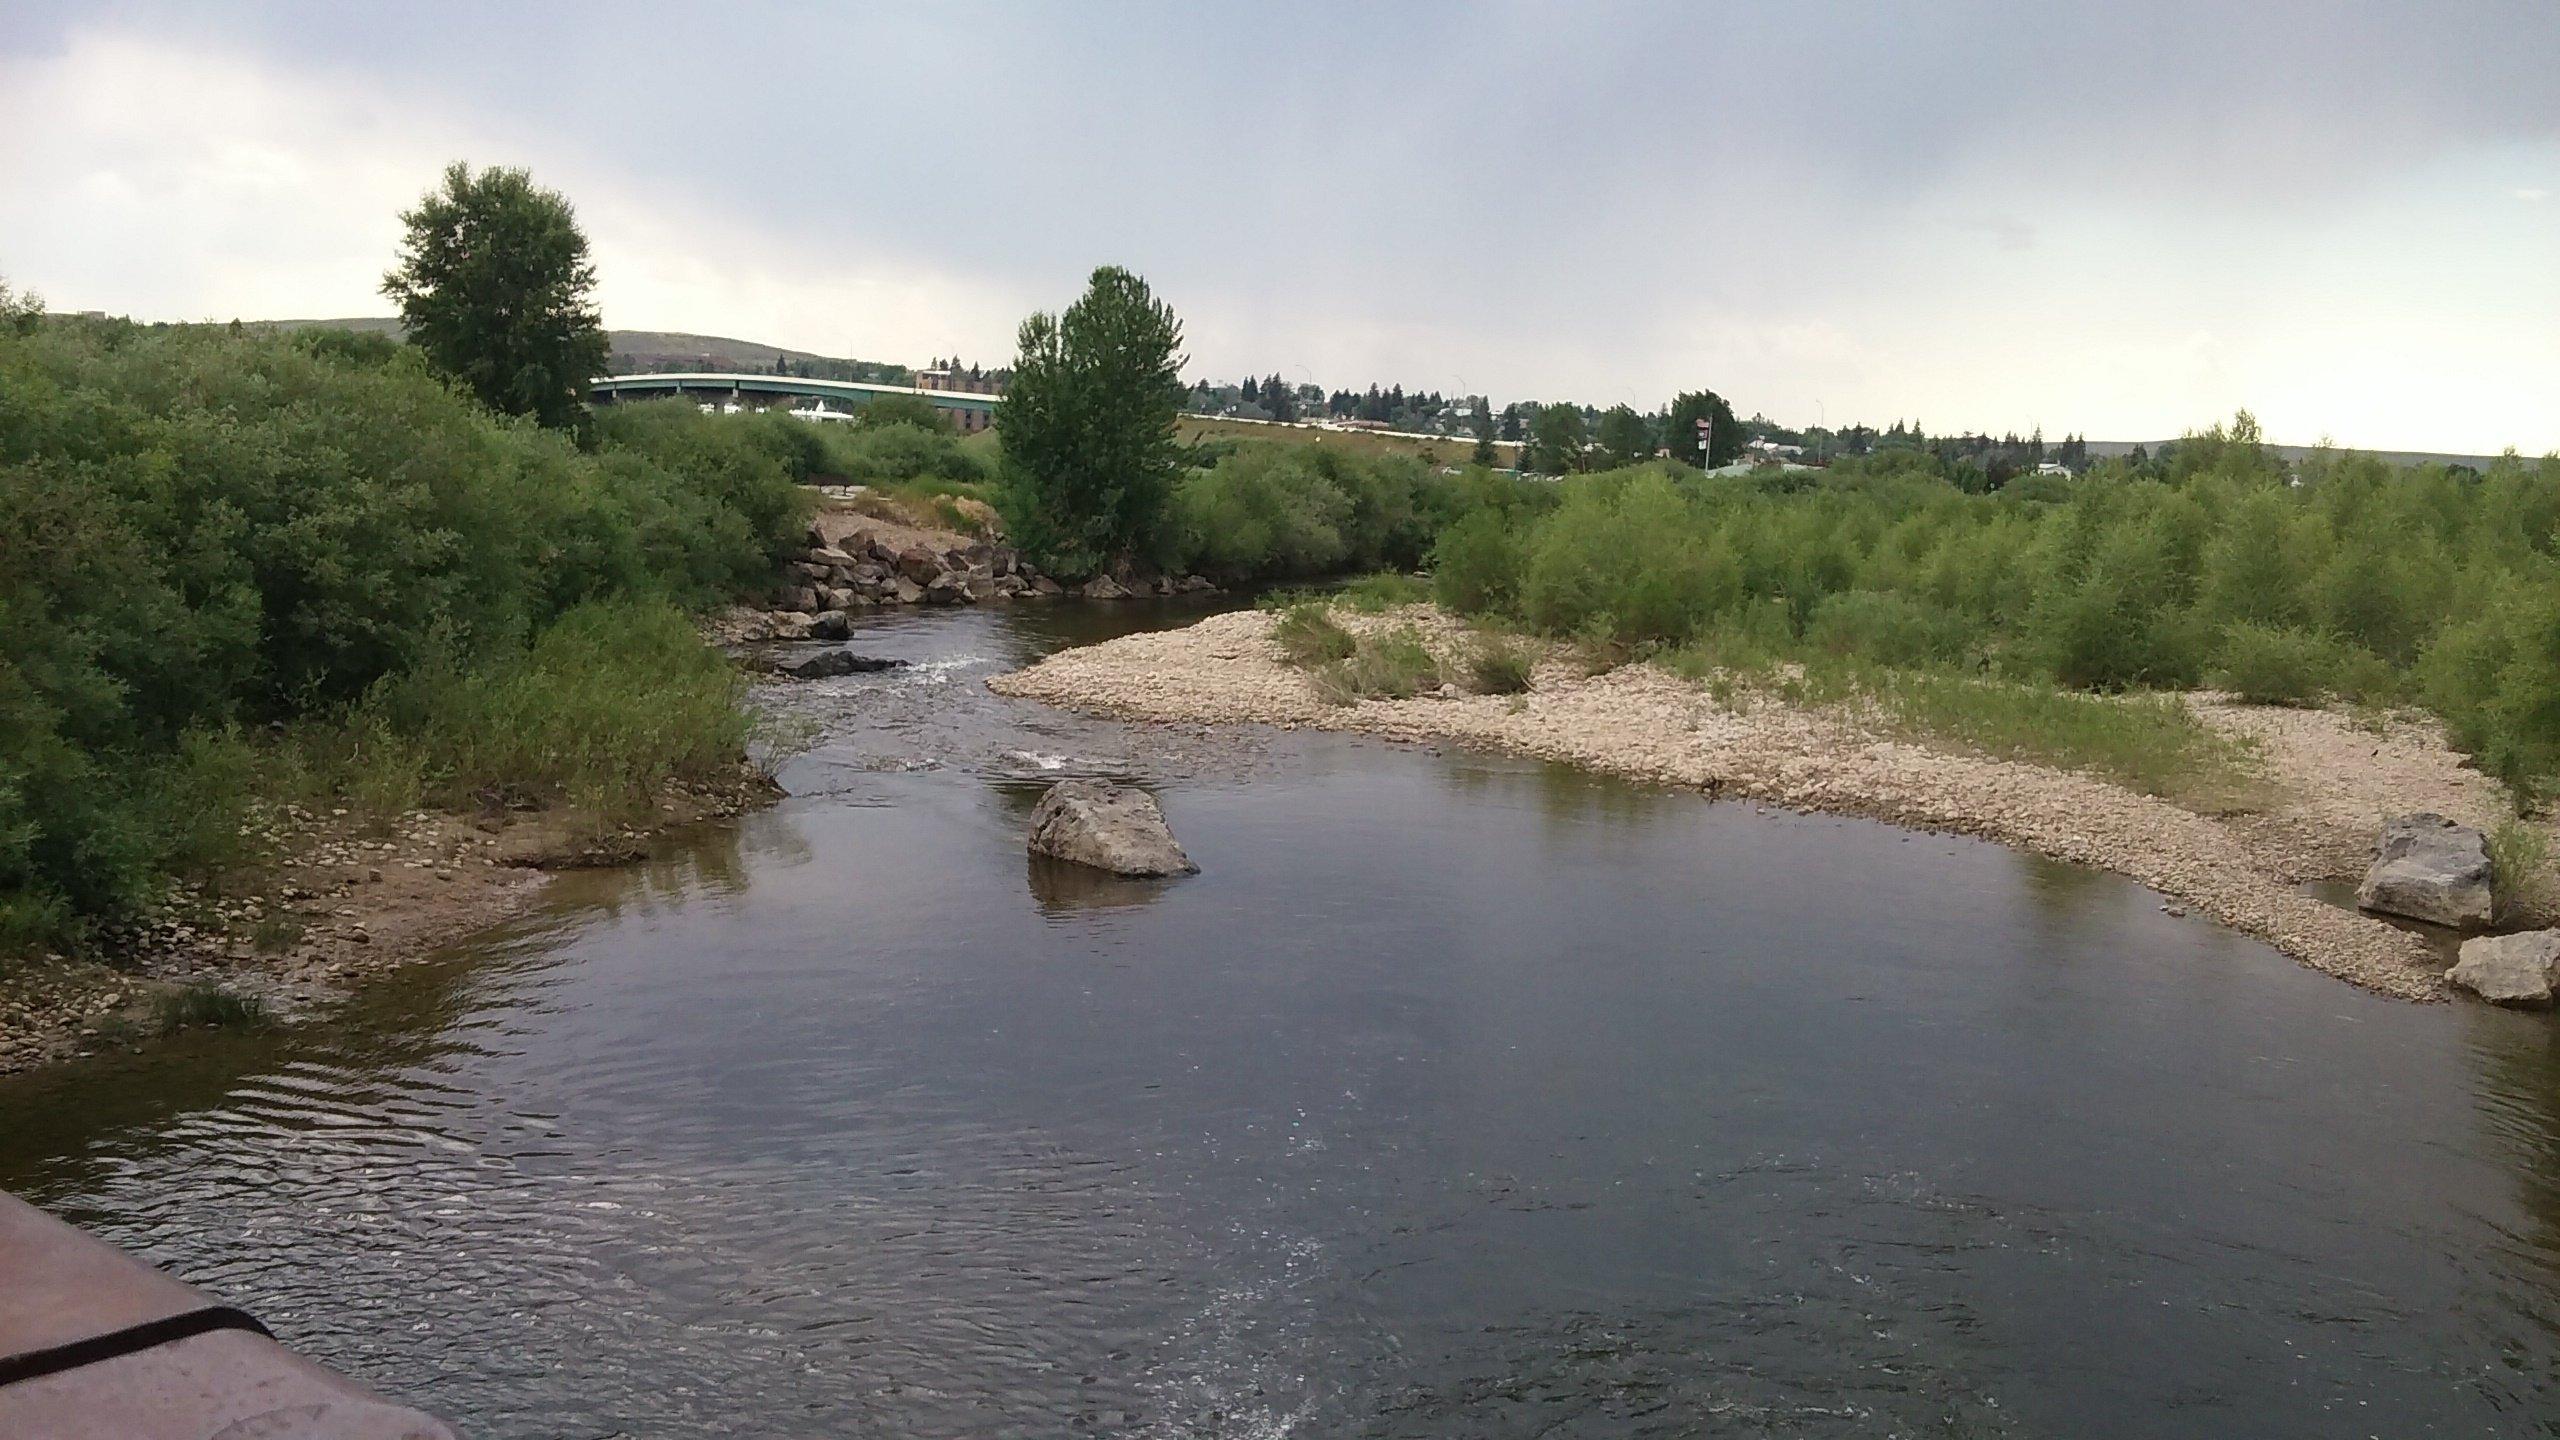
991;607;2546;1002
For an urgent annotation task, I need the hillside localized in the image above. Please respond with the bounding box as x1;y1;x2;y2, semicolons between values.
258;318;909;383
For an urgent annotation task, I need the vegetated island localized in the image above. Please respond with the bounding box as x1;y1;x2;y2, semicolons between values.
992;601;2552;1001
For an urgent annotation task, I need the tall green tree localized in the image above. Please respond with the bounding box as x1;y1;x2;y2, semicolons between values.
1665;389;1741;468
1469;395;1497;466
1526;403;1589;474
383;162;609;430
1596;405;1656;467
997;265;1188;578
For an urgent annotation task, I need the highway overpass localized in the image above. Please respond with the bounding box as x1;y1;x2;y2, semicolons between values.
589;372;1000;430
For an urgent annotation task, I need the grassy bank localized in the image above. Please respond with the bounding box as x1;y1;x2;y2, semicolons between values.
0;319;810;957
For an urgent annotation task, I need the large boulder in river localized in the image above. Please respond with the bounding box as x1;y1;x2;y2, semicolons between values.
2448;930;2560;1007
2356;813;2494;929
1026;780;1197;877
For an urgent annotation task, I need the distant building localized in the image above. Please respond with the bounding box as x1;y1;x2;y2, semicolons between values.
916;366;1008;397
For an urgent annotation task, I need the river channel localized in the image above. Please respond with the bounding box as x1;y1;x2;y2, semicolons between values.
3;601;2558;1438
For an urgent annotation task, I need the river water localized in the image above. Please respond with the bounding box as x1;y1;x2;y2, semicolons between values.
4;602;2559;1438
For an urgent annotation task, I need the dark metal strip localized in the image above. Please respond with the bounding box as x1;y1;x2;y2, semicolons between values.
0;1305;276;1390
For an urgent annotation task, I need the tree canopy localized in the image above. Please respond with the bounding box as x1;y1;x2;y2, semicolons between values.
383;162;609;430
1665;389;1742;468
1596;405;1656;467
1526;403;1589;474
997;266;1188;578
852;393;948;431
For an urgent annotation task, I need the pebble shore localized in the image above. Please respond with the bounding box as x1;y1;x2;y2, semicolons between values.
991;607;2540;1002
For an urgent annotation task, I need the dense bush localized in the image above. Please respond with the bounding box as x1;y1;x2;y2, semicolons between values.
0;322;807;950
1418;427;2560;799
2211;623;2340;706
1167;442;1446;584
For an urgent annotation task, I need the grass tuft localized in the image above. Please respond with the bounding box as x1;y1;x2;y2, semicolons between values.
1334;572;1431;613
1465;637;1538;695
1272;601;1357;666
2489;817;2554;922
1311;627;1444;705
153;984;269;1034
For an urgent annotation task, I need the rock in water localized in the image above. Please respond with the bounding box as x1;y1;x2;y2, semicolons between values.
2448;930;2560;1007
782;650;904;679
1027;780;1197;876
2356;812;2493;929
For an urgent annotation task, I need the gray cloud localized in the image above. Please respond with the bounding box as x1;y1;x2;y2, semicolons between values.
4;1;2554;449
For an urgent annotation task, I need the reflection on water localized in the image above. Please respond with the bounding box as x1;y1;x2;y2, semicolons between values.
4;599;2560;1438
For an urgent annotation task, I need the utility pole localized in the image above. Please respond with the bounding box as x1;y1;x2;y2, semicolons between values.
1695;415;1713;467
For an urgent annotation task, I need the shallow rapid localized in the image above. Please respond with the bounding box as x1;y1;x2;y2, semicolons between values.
4;600;2558;1438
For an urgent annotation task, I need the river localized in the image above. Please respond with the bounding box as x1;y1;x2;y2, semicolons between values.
3;601;2558;1438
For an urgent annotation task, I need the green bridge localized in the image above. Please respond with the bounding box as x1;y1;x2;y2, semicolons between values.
589;372;1000;430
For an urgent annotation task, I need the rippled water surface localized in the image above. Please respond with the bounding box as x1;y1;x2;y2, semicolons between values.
6;602;2560;1438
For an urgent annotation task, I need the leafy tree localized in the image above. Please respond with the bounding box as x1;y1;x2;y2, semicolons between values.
0;277;41;336
1526;403;1588;474
382;162;609;430
1596;404;1656;467
1470;396;1497;466
1665;389;1741;468
853;393;948;431
997;265;1188;578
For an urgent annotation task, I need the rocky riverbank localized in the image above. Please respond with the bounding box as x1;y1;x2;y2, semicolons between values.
0;769;774;1077
716;495;1215;643
992;606;2555;1001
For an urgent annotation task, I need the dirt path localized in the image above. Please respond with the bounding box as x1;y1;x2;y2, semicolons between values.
992;607;2552;1002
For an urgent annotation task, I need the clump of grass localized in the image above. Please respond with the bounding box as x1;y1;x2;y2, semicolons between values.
153;983;269;1034
1466;637;1537;695
345;600;755;826
1271;601;1356;666
1311;627;1445;705
248;914;305;954
2488;817;2554;922
1334;572;1430;613
1855;667;2262;811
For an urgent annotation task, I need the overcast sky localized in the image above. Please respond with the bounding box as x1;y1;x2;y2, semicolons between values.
2;2;2553;452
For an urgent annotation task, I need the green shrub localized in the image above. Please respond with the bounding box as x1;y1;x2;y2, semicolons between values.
1429;509;1525;615
349;600;753;820
1311;627;1442;704
1270;601;1356;666
2211;623;2339;706
1806;590;1975;667
1165;443;1443;585
0;323;801;952
1336;572;1429;612
1465;637;1537;695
